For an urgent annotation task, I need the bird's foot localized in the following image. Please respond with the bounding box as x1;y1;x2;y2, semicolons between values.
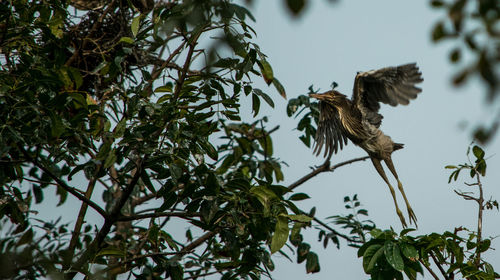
407;207;418;228
396;208;408;228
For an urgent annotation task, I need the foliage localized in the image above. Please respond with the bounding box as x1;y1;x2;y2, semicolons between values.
0;0;310;279
325;195;375;247
286;87;320;148
430;0;500;143
357;145;499;280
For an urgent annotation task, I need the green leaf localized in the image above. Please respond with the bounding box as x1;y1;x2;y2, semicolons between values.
297;242;310;263
445;165;457;169
155;84;173;93
17;229;34;246
199;138;218;160
400;243;418;260
271;215;289;254
258;59;274;85
363;244;383;273
119;36;135;44
258;135;273;156
384;241;405;272
289;193;310;201
478;239;491;253
432;21;445;42
253;88;274;108
306;252;320;273
97;247;125;257
33;185;43;204
56;186;68;206
400;228;416;236
472;145;485;160
103;150;117;169
141;171;156;194
285;214;313;223
49;112;64;138
250;186;277;214
113;118;127;138
272;78;287;99
252;93;261;117
131;15;141;37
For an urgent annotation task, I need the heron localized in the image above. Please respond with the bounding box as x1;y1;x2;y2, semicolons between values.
310;63;423;228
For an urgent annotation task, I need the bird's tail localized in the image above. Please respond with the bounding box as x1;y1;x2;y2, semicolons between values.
393;143;404;151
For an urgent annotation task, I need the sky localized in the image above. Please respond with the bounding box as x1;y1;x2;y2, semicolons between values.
21;1;500;279
241;0;500;279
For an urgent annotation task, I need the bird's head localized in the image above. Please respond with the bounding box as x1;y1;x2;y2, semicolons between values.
309;90;346;105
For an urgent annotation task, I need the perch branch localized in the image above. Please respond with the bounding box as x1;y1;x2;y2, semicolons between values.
287;156;369;191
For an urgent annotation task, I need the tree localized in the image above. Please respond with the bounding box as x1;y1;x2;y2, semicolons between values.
1;1;499;280
0;0;294;278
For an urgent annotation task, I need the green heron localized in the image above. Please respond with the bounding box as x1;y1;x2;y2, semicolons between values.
310;63;423;228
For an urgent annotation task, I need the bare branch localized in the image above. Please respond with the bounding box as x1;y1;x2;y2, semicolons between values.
179;230;217;256
429;251;451;280
474;170;484;267
419;259;440;280
70;157;146;275
311;216;360;244
64;163;103;270
287;156;369;191
19;147;107;218
117;211;199;222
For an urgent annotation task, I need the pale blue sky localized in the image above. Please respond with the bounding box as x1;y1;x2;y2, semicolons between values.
244;0;500;279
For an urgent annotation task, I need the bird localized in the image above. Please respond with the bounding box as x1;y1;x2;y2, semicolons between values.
310;63;423;228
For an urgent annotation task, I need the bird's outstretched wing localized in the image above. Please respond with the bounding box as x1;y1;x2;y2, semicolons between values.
352;63;423;127
313;102;348;158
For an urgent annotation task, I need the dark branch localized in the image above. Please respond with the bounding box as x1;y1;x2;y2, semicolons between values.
429;251;451;280
178;230;217;256
69;157;146;276
287;156;369;191
117;211;199;222
19;147;107;217
311;216;360;243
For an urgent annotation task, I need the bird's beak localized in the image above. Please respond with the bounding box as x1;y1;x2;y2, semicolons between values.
309;93;322;100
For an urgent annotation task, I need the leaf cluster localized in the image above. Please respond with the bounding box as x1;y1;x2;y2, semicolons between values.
430;0;500;143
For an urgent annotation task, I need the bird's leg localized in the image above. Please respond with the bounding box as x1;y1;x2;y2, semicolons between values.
370;158;407;228
384;156;418;227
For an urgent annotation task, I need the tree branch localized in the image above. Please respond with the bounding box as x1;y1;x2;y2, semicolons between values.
63;163;103;270
69;157;146;277
287;156;369;191
117;211;199;222
474;171;484;268
173;30;203;101
178;230;217;256
429;251;451;280
19;147;107;218
419;259;440;280
311;215;360;244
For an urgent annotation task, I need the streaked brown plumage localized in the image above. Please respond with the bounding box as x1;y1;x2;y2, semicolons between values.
310;63;423;228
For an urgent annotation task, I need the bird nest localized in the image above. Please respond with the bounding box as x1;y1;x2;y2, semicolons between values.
66;3;137;94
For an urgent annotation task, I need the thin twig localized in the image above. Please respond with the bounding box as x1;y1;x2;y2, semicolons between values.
19;147;107;218
179;230;217;256
287;156;369;191
311;216;359;243
69;157;146;276
117;212;199;222
474;170;484;267
63;163;103;270
429;251;451;280
172;32;201;101
419;259;440;280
